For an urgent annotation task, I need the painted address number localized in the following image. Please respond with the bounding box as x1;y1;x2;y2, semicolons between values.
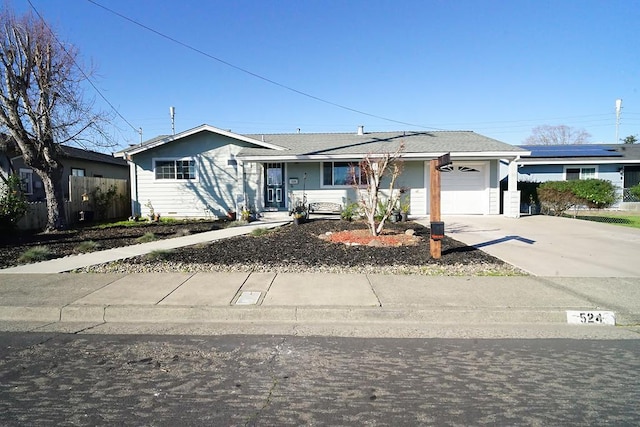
566;310;615;326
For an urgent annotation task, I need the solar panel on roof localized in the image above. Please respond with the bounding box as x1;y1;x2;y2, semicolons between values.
519;145;622;158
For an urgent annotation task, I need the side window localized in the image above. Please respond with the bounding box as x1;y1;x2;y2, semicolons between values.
19;168;33;194
154;158;196;180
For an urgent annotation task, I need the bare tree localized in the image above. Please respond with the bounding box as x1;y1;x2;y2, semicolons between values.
0;8;110;231
351;144;404;236
524;125;591;145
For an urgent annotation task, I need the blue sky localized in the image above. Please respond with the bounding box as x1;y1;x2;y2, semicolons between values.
15;0;640;150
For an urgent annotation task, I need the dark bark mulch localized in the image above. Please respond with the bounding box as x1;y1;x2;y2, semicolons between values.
121;219;503;269
0;220;224;269
1;218;509;272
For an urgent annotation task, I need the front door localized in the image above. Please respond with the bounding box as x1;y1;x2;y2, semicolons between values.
265;163;285;210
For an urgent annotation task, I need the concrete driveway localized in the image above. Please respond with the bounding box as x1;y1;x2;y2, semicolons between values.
428;215;640;277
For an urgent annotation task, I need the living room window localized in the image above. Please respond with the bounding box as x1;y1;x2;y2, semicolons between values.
322;162;364;186
565;166;596;180
154;158;196;180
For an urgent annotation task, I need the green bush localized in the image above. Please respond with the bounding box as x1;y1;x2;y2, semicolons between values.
571;179;617;209
630;183;640;200
538;179;618;215
18;246;52;263
136;232;157;243
144;249;173;261
0;174;29;232
73;240;99;254
340;202;360;221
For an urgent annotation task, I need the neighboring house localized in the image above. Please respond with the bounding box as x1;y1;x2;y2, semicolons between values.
515;144;640;210
115;124;527;219
1;143;129;202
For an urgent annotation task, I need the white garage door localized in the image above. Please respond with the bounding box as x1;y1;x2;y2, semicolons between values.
440;163;487;214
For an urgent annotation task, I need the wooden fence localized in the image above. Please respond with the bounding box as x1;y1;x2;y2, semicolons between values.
16;176;130;231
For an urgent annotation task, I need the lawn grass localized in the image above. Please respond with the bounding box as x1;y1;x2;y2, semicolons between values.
570;211;640;229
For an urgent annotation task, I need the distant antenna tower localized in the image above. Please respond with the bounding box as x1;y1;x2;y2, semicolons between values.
615;99;622;143
138;127;143;144
170;106;176;135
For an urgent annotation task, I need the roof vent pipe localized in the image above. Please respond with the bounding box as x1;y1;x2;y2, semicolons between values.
357;125;364;135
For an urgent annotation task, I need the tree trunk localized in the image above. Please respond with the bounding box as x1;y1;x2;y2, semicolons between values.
36;166;66;232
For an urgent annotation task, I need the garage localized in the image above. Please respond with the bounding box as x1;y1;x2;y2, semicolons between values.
439;162;488;214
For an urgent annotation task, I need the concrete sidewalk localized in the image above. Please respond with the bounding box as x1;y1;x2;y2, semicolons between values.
1;272;638;338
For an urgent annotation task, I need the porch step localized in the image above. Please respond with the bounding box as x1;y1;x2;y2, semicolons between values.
259;211;291;221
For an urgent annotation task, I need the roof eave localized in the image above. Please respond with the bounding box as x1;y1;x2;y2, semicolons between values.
119;124;287;156
237;150;529;162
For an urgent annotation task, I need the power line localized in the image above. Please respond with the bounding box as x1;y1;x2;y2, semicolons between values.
27;0;139;136
86;0;444;132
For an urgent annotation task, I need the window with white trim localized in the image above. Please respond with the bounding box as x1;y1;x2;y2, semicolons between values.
322;162;364;186
71;168;85;177
565;166;596;181
19;168;33;194
154;158;196;180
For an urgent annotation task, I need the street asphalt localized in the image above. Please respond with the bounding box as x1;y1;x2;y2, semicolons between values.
0;214;639;338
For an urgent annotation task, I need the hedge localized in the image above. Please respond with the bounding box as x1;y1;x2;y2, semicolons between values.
538;179;617;216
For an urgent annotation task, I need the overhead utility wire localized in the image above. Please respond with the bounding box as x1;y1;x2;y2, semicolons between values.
27;0;139;135
86;0;443;131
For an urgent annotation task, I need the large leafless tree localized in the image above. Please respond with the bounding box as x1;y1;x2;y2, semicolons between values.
0;7;109;231
524;125;591;145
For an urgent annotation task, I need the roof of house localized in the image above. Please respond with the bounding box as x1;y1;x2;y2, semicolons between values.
238;130;526;160
1;136;127;167
60;145;128;167
517;144;640;164
116;124;527;161
115;124;285;158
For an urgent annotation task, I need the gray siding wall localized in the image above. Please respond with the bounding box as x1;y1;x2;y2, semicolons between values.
133;132;249;219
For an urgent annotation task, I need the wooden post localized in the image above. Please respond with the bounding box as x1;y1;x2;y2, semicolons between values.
429;159;441;259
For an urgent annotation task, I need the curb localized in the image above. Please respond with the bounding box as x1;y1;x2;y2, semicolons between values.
4;305;629;325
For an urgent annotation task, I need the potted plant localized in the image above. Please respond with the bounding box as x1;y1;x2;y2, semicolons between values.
289;203;308;225
240;207;253;223
400;196;410;222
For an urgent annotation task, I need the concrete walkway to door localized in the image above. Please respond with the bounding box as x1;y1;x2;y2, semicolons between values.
416;215;640;277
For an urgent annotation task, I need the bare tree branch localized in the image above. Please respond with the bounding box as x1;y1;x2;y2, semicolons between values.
524;125;591;145
0;7;113;231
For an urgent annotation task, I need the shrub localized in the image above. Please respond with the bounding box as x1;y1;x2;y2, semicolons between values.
538;179;618;215
0;174;29;232
144;249;173;261
18;246;52;263
73;240;99;254
250;227;272;237
340;202;360;221
538;181;577;216
571;179;617;209
630;183;640;200
90;185;118;221
136;232;157;243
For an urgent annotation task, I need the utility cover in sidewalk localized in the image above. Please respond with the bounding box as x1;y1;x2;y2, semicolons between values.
236;291;261;305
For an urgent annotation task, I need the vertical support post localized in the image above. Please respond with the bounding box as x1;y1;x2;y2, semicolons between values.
430;159;441;259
